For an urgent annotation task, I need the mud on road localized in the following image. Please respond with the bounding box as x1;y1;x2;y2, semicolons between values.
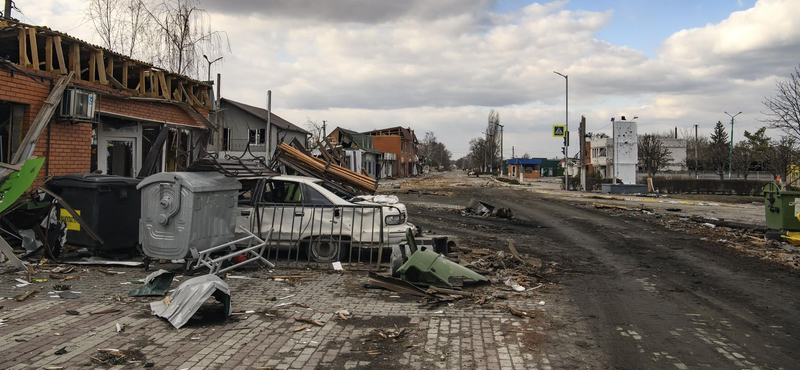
399;186;800;370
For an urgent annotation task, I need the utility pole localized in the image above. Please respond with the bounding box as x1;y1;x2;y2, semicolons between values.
579;116;586;192
322;120;327;138
554;71;568;190
612;117;616;184
3;0;11;19
215;73;221;154
724;111;742;179
202;55;222;82
499;124;504;175
266;90;272;160
512;146;515;159
694;124;699;180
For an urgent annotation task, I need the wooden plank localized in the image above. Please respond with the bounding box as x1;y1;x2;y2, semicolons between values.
166;75;172;100
53;36;66;74
121;61;128;88
186;84;203;107
45;36;53;72
69;43;80;80
18;28;30;67
105;70;125;90
96;50;107;84
157;71;169;99
138;67;145;95
200;89;212;109
106;56;114;83
27;28;39;70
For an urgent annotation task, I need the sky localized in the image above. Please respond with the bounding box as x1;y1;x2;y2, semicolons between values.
14;0;800;160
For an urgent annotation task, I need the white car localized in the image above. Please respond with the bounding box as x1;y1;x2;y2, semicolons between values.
235;175;413;262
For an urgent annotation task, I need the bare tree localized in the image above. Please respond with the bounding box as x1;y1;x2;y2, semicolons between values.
763;136;799;186
762;65;800;140
145;0;230;77
305;118;324;150
638;134;672;178
85;0;229;79
485;110;501;172
731;143;754;179
85;0;153;58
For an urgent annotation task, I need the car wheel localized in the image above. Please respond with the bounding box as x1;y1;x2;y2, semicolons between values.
307;236;348;263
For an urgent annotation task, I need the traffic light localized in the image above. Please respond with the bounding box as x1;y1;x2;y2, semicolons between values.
561;147;566;155
563;131;569;147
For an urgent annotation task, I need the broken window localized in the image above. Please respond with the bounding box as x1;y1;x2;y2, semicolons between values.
0;102;24;164
262;180;303;203
222;128;230;151
258;129;266;145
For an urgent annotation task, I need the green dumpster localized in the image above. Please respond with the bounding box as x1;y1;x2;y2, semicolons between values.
763;183;800;231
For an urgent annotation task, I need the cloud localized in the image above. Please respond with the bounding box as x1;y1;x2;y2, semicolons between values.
202;0;496;24
16;0;800;159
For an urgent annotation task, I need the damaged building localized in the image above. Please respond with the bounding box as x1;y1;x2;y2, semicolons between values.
0;20;215;182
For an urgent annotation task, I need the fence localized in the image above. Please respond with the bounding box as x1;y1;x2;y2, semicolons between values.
637;171;777;181
243;203;398;269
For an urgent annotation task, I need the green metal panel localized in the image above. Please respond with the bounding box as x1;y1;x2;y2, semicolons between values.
397;229;488;288
763;183;800;231
0;158;45;214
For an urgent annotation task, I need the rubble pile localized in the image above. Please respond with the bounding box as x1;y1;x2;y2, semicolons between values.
586;202;800;269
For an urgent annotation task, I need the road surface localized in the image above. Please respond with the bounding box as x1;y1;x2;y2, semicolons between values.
400;177;800;369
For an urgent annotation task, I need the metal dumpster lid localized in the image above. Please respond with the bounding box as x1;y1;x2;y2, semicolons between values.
48;174;143;187
137;172;242;192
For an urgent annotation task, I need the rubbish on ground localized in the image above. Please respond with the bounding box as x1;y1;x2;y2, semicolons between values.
332;261;343;271
703;223;716;228
115;323;123;332
14;278;31;287
265;274;314;279
367;271;438;299
54;347;67;355
52;284;71;291
294;317;325;327
425;286;473;297
150;274;232;329
593;203;629;211
89;349;142;365
58;291;79;299
225;275;252;280
0;236;26;270
66;310;79;315
336;310;350;320
67;257;142;267
504;278;526;292
128;269;175;297
91;307;121;315
465;198;513;218
396;229;488;288
292;325;310;332
16;290;36;301
278;294;296;300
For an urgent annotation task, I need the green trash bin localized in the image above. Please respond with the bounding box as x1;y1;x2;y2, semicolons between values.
763;183;800;231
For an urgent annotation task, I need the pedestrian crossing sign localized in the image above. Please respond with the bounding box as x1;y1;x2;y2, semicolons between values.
553;125;566;137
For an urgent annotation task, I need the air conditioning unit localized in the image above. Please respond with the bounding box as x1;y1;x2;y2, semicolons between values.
60;88;97;120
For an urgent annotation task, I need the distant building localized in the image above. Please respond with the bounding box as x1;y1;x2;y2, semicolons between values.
648;137;687;172
213;98;310;159
326;127;383;179
590;137;613;178
363;127;419;177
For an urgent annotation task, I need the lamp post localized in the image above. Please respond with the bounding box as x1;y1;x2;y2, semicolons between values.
724;111;742;179
554;71;568;190
203;55;223;82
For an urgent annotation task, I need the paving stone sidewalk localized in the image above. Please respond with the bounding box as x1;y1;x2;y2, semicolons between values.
0;265;602;369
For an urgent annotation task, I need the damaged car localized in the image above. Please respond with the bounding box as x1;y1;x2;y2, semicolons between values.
235;175;414;262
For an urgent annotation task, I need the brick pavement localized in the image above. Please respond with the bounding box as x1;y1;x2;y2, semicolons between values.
0;264;601;369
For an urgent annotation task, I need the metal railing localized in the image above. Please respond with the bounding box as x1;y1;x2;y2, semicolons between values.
240;203;402;269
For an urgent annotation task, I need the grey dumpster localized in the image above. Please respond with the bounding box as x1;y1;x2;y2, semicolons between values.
138;172;241;260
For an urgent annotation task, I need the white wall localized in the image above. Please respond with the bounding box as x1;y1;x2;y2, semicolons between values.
614;121;637;184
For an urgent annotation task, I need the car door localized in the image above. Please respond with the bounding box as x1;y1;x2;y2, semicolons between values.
256;179;310;246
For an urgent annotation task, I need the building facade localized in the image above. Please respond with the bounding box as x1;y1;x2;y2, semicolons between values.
213;98;309;159
326;127;382;179
0;20;213;185
363;126;418;178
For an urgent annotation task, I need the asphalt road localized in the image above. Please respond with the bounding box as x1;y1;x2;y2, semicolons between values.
403;186;800;370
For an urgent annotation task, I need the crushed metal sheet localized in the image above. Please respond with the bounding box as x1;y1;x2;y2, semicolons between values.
150;274;232;329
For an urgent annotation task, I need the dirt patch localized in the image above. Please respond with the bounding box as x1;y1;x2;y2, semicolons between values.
323;316;418;369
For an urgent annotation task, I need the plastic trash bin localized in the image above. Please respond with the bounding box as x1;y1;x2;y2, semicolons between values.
46;174;142;251
763;182;800;231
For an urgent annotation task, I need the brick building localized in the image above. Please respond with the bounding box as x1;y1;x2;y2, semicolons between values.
0;20;213;186
362;126;419;177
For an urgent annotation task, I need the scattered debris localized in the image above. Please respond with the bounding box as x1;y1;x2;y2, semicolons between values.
65;310;80;315
16;290;36;302
465;198;513;218
115;323;124;332
150;275;232;329
504;278;525;292
395;229;488;288
294;317;325;327
54;347;67;355
58;291;79;299
91;307;121;315
89;349;144;365
292;325;310;332
128;269;175;297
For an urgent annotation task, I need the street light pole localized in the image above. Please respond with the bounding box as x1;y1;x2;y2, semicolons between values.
499;124;504;175
554;71;568;190
203;55;223;82
724;111;742;179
